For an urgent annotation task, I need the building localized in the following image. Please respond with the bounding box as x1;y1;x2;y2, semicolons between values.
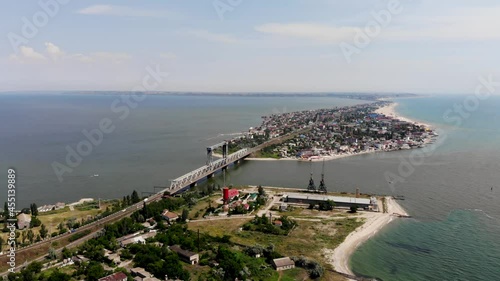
104;250;121;264
55;202;66;209
284;193;373;209
130;267;151;279
17;213;31;229
169;245;199;265
222;187;239;202
71;255;89;264
272;257;295;271
120;231;157;247
162;209;179;222
98;272;127;281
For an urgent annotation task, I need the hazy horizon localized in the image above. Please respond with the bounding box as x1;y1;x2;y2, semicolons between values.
2;0;500;94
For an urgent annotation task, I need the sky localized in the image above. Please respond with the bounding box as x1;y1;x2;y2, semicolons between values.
1;0;500;94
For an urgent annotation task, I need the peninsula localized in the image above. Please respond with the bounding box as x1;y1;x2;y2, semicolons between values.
222;101;437;161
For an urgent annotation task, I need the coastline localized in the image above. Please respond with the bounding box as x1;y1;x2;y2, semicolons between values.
375;102;434;129
328;197;409;277
244;101;435;163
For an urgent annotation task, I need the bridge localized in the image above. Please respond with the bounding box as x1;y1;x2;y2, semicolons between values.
167;147;253;194
165;127;311;195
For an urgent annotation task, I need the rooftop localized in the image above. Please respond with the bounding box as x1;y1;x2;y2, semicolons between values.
285;193;371;205
98;272;127;281
169;245;197;258
273;257;295;268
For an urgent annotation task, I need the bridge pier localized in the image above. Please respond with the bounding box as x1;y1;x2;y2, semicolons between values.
190;182;197;188
207;173;214;179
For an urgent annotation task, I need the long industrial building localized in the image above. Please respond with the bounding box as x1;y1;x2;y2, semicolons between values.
284;193;376;209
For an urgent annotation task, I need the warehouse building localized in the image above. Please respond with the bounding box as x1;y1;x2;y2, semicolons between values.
284;193;376;210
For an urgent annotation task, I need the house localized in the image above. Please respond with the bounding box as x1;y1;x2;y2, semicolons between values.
139;278;161;281
55;202;66;209
130;267;151;279
120;231;157;247
17;213;31;229
169;245;199;265
104;250;121;264
71;255;89;264
121;236;145;247
98;272;127;281
38;205;56;213
222;187;239;202
273;220;283;227
162;209;179;222
272;257;295;271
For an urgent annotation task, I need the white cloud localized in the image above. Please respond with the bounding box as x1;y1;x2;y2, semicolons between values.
160;52;177;60
45;42;65;60
255;7;500;44
385;7;500;41
9;46;47;62
7;43;131;65
187;29;241;44
77;4;180;18
255;23;357;43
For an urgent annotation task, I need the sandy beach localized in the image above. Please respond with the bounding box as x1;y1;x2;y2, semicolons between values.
328;197;409;277
375;102;433;129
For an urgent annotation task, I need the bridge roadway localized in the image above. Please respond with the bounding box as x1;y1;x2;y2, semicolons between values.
166;126;312;195
167;147;253;194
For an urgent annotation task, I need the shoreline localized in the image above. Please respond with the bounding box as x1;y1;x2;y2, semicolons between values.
244;101;436;163
375;102;434;129
328;197;409;277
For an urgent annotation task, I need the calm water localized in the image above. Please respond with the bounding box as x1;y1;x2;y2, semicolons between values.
0;93;363;206
1;93;499;280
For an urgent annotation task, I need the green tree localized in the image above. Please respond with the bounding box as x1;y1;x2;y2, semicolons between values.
62;247;73;259
30;203;39;216
0;236;4;252
27;229;34;244
21;231;27;244
180;209;189;222
30;216;42;227
48;247;57;260
86;261;105;281
131;190;140;204
349;205;358;213
258;185;265;196
47;270;71;281
3;201;8;218
40;224;48;239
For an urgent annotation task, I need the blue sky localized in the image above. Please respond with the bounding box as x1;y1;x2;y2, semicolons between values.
1;0;499;93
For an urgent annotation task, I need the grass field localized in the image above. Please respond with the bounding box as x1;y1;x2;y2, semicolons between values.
188;213;364;281
0;203;106;254
188;195;221;220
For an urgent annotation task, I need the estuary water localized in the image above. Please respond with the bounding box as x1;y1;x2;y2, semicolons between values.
0;93;499;280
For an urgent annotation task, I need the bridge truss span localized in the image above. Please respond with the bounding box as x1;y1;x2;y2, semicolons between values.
168;148;253;193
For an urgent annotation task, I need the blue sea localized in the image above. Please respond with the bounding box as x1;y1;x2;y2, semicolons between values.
0;93;499;280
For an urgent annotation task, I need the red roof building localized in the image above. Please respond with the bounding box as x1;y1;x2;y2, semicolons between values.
162;209;179;221
98;272;127;281
223;187;239;202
